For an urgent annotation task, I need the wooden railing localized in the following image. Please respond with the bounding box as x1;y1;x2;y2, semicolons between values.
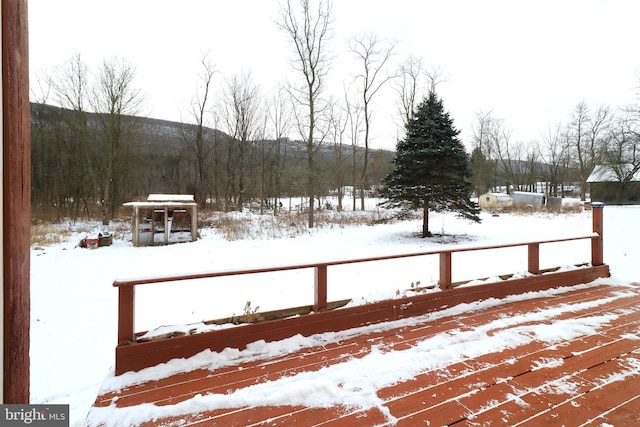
114;203;605;346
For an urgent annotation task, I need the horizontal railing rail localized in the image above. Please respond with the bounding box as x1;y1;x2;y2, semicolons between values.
114;203;605;346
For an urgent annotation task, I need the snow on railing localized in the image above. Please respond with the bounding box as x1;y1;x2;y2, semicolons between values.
113;203;605;346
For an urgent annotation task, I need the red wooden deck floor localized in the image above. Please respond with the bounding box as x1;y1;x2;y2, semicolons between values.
86;281;640;426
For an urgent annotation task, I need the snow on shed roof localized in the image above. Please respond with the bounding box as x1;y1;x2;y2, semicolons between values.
587;164;640;183
147;194;195;202
481;193;513;201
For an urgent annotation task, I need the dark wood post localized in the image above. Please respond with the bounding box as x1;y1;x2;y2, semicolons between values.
527;243;540;275
439;252;452;290
591;202;604;266
314;265;328;312
117;286;136;344
3;0;30;403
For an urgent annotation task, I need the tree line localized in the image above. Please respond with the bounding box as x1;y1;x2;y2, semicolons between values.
30;0;640;226
468;101;640;202
30;98;394;224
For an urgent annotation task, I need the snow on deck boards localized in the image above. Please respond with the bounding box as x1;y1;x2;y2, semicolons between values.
85;282;640;426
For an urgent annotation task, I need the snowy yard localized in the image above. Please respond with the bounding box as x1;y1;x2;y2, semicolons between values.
29;201;639;426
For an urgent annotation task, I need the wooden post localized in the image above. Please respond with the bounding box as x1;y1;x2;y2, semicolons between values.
440;252;452;290
132;206;139;246
591;202;604;266
191;204;198;242
117;286;135;345
314;265;328;312
163;207;169;244
527;243;540;275
3;0;30;404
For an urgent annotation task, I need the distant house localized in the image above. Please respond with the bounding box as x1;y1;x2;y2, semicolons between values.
478;193;513;210
587;164;640;204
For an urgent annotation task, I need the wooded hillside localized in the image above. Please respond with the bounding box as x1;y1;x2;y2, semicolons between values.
30;103;395;222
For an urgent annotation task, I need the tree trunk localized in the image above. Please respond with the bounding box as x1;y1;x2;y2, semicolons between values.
422;205;431;238
308;153;315;228
616;185;625;206
102;174;112;225
360;149;368;211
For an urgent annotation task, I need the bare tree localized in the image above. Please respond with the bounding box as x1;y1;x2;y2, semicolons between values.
91;57;143;224
209;114;223;208
488;119;520;192
268;88;293;214
344;90;364;210
220;71;263;210
393;54;425;128
31;73;63;219
349;33;396;210
328;98;348;211
181;54;217;207
424;64;447;93
51;52;90;113
49;54;143;224
472;110;495;156
277;0;333;228
472;110;527;192
566;101;610;201
539;124;568;196
256;113;271;214
470;109;499;194
49;53;94;217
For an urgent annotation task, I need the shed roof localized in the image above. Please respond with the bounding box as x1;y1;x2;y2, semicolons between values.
123;201;197;208
481;192;513;201
123;194;197;208
147;194;195;202
512;191;544;198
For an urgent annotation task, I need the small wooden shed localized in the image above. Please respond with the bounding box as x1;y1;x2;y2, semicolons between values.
587;164;640;204
124;194;198;246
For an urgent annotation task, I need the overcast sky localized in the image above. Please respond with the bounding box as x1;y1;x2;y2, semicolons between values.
29;0;640;150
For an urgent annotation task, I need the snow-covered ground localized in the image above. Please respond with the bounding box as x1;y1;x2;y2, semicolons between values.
29;200;639;426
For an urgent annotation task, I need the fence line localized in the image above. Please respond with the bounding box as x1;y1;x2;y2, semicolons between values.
114;203;605;345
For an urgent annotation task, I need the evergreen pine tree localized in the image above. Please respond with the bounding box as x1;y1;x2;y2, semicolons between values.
380;90;480;237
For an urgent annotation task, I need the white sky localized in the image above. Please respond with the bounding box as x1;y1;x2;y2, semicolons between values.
29;0;640;150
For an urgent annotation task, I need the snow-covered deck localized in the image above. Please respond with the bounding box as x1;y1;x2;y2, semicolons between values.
85;280;640;426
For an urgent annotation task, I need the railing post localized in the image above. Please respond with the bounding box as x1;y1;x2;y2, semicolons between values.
528;243;540;275
191;204;198;242
591;202;604;266
440;252;452;290
117;285;135;344
314;265;328;312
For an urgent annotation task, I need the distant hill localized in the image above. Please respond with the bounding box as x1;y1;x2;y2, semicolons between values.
30;102;395;220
